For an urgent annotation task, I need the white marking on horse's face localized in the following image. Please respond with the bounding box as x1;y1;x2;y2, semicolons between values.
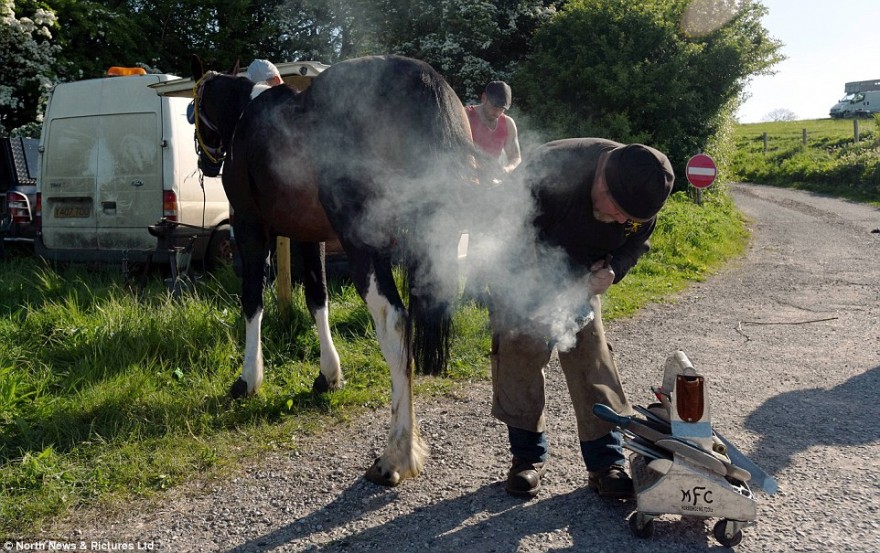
242;308;264;393
314;306;341;382
250;84;270;100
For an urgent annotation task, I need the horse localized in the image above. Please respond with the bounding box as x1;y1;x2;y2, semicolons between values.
190;54;478;486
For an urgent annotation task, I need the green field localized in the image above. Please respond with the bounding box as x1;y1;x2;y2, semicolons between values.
732;116;880;204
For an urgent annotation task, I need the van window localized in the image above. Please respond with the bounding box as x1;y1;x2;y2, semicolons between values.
100;113;159;176
46;114;159;180
46;117;99;177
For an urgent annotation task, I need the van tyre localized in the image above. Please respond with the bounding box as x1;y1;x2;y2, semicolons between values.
206;224;234;271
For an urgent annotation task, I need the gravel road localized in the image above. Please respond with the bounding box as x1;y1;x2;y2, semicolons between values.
41;183;880;552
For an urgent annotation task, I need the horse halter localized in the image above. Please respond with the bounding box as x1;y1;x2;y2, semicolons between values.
192;72;226;175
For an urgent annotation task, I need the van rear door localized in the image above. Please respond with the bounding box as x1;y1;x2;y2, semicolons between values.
95;111;162;250
41;76;163;254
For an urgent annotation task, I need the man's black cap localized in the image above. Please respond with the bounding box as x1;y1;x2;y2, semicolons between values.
485;81;512;109
603;144;675;221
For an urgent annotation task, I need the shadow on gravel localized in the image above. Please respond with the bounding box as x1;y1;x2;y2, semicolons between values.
745;365;880;475
223;480;721;552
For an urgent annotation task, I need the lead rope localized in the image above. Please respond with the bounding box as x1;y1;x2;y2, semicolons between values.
192;76;213;262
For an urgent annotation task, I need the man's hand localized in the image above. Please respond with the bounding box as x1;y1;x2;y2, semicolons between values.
588;257;615;295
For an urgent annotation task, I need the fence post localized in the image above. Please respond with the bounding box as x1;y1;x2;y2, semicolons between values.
276;236;291;322
762;131;768;153
854;119;860;143
802;128;807;146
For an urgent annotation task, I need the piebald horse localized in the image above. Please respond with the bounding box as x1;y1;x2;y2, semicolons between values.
190;55;476;486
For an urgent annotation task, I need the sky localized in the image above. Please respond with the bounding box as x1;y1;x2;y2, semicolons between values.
736;0;880;123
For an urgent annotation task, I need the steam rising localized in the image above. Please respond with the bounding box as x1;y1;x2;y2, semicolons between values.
261;68;595;353
458;175;596;352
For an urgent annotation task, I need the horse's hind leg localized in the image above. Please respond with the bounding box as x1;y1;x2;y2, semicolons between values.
347;249;428;486
230;217;270;398
296;241;343;393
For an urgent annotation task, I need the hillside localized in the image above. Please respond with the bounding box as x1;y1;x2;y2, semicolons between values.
732;117;880;204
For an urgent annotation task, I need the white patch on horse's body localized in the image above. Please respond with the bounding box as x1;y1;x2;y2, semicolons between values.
250;84;270;100
242;308;264;394
314;306;342;387
364;272;428;483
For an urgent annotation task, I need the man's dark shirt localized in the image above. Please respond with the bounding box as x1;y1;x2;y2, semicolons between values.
525;138;655;283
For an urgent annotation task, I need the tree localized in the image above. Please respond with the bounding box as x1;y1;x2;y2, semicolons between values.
512;0;783;182
45;1;142;81
371;0;559;102
763;108;797;122
0;0;58;136
45;1;292;80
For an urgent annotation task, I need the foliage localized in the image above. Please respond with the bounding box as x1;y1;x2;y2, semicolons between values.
274;0;384;64
47;0;149;81
512;0;783;188
372;0;559;102
3;0;782;147
731;118;880;203
0;0;58;135
4;0;564;132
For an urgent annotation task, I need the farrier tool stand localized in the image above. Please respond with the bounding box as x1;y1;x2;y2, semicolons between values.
593;351;777;547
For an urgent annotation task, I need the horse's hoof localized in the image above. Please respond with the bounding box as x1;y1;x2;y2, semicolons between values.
230;377;250;399
364;457;401;487
312;373;343;395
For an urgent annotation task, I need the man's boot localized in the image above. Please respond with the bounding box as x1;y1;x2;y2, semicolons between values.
506;457;547;498
505;426;548;498
581;430;634;499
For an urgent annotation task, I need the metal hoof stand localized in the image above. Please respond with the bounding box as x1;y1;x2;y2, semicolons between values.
594;351;777;547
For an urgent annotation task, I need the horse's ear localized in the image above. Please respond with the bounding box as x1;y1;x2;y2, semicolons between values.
229;58;240;76
191;54;205;81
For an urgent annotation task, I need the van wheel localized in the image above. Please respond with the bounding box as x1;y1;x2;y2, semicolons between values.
206;225;234;271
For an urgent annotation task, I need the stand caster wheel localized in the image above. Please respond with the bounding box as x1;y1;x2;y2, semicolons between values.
713;519;743;547
628;512;654;539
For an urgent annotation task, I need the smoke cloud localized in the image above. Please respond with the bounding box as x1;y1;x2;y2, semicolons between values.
258;60;595;353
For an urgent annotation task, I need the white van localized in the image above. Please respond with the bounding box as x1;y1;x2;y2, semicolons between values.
35;69;231;268
829;79;880;118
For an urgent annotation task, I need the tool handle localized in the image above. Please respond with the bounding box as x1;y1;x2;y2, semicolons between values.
593;404;668;443
593;403;630;427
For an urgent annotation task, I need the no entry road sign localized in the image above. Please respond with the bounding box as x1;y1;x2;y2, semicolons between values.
686;153;717;189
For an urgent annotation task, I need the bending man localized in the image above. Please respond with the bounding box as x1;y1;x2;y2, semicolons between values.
490;138;674;500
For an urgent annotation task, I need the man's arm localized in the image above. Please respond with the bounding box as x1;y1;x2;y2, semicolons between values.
501;117;522;173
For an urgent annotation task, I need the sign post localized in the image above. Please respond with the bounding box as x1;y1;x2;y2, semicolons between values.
685;153;717;205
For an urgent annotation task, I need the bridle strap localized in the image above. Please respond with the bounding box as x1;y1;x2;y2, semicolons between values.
192;73;226;165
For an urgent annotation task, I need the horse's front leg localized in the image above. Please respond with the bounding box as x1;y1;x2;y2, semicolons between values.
297;241;343;393
230;219;270;398
358;259;428;486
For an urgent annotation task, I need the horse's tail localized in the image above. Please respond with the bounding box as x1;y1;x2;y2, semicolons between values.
392;56;513;375
400;62;484;376
406;261;453;376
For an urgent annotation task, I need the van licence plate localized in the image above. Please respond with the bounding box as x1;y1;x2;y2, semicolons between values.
54;204;91;218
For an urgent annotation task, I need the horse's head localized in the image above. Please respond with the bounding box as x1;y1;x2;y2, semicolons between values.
190;56;253;177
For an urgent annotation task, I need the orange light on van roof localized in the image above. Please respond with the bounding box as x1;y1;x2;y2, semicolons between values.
106;66;147;77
